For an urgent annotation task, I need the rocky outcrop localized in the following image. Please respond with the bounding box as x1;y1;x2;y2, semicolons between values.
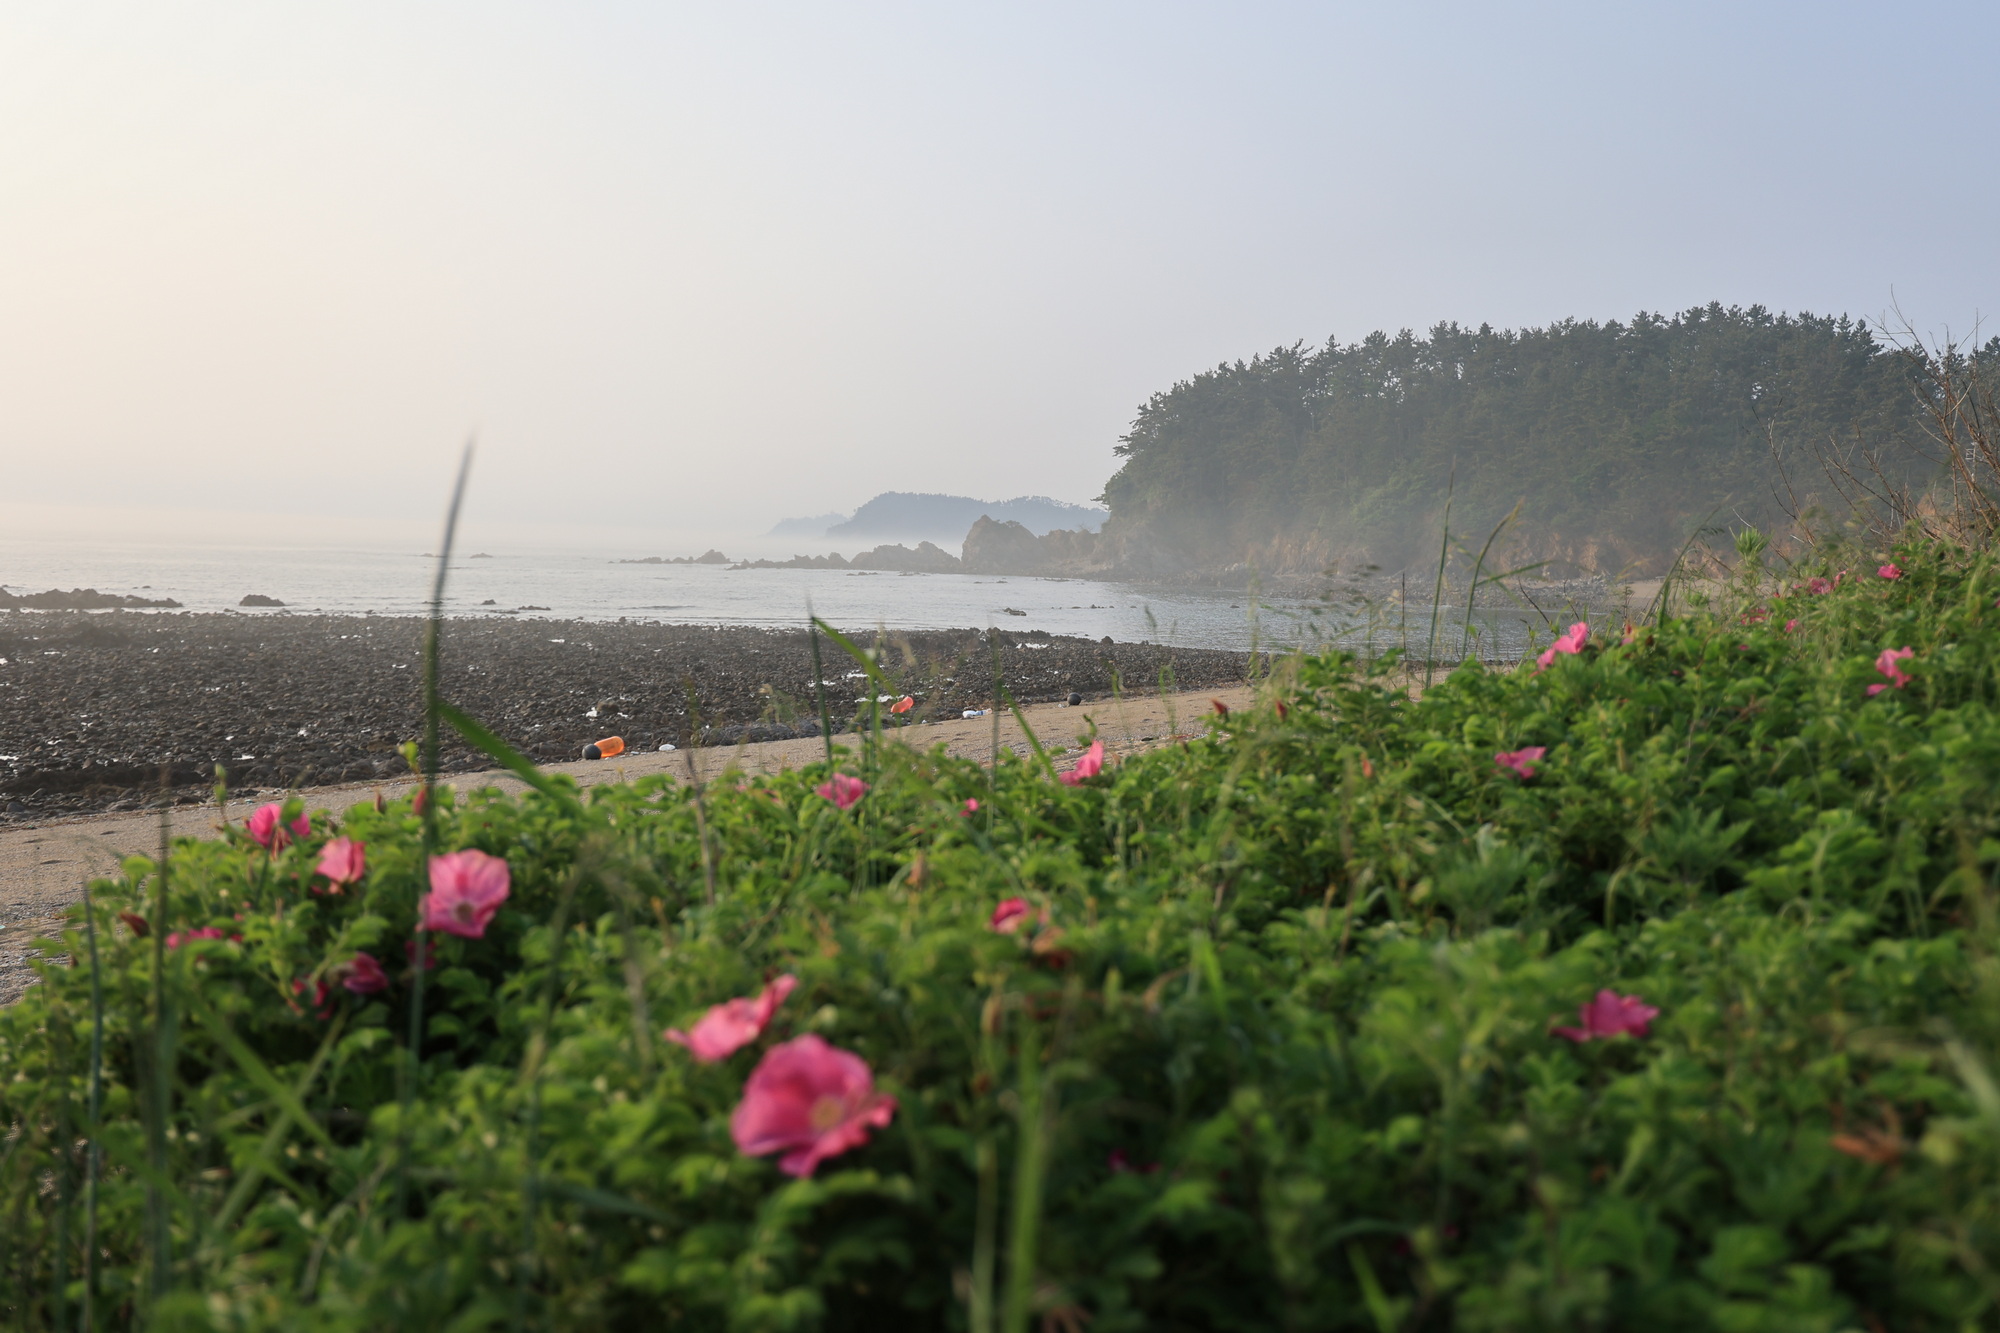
0;588;182;610
847;541;962;573
961;518;1053;574
729;552;852;570
960;518;1126;577
617;550;731;566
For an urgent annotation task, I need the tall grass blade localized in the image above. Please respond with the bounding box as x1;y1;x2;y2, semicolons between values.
1423;466;1456;689
146;780;173;1303
81;878;105;1331
1000;1018;1045;1333
1457;501;1520;663
405;437;474;1214
808;602;834;771
680;679;719;906
438;702;577;809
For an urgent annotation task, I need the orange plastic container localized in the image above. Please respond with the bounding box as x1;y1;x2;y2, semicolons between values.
582;736;626;760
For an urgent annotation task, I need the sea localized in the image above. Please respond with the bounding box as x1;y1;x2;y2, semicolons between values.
0;510;1562;659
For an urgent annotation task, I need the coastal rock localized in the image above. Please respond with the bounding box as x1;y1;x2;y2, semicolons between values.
847;541;962;573
729;552;852;570
0;588;183;610
239;594;285;607
616;550;731;565
961;518;1051;574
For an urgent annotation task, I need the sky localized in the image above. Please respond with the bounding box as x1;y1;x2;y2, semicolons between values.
3;1;1996;549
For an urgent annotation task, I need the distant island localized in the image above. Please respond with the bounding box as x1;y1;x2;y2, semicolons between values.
614;550;730;566
768;492;1106;543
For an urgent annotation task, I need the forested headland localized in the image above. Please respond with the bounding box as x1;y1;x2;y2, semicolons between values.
1084;304;1990;580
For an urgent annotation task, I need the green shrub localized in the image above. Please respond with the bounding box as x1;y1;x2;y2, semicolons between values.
5;543;2000;1330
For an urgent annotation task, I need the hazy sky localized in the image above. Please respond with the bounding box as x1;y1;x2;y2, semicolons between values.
4;1;1995;542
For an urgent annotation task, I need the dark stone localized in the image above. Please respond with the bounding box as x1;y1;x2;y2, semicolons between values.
239;594;285;607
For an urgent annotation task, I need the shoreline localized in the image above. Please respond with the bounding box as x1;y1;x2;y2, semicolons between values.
1;611;1251;820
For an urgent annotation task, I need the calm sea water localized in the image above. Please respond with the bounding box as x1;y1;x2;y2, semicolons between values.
0;534;1383;652
0;523;1590;659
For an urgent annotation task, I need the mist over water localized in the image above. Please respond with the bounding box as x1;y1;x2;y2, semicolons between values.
0;532;1340;652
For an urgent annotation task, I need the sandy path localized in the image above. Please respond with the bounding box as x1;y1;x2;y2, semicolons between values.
0;683;1254;1004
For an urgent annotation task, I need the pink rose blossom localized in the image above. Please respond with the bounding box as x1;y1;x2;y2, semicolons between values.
1535;622;1589;669
1865;646;1915;697
1799;577;1834;596
315;837;366;889
962;798;981;815
816;773;868;809
293;975;334;1020
1877;563;1903;580
990;897;1032;933
665;974;800;1062
1057;740;1105;787
1553;990;1660;1043
1784;619;1799;633
341;951;389;995
166;927;226;950
730;1034;897;1178
246;802;309;850
420;849;511;939
1108;1148;1160;1175
1493;746;1546;779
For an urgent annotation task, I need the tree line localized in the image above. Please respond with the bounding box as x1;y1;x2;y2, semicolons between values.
1099;304;1990;577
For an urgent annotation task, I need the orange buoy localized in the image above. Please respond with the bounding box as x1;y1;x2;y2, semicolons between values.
583;736;626;760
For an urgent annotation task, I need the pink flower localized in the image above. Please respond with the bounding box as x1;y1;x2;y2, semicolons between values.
816;773;868;810
1535;622;1589;669
1800;577;1834;596
1877;563;1903;580
166;926;226;950
990;897;1031;933
341;951;389;995
1107;1148;1160;1175
1553;990;1660;1043
1057;740;1105;787
962;798;981;816
406;937;438;971
246;802;309;850
420;849;511;939
293;975;333;1020
1620;623;1638;646
1493;746;1546;779
1784;619;1799;633
665;975;800;1062
1865;646;1915;697
315;837;366;889
730;1034;897;1178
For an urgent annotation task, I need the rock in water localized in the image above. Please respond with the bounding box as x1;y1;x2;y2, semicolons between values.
239;594;285;607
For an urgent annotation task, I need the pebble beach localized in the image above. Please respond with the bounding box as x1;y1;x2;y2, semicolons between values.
0;611;1252;819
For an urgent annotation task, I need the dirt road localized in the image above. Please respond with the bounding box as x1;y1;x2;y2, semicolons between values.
0;683;1254;1004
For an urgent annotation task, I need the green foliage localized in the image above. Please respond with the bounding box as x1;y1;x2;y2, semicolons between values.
1101;305;1994;574
6;541;2000;1329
